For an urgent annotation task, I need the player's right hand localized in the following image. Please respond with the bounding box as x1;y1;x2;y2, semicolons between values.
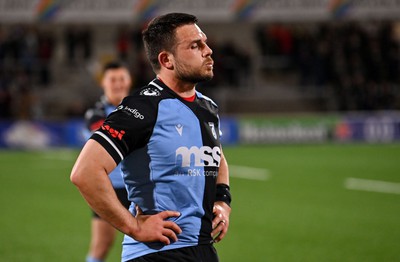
132;205;182;245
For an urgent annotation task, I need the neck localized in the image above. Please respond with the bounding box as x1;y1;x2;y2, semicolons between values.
157;74;196;98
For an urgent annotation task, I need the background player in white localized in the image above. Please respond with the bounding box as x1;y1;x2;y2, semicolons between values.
84;61;132;262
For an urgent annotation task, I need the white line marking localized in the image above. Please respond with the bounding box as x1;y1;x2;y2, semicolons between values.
229;165;269;181
345;177;400;195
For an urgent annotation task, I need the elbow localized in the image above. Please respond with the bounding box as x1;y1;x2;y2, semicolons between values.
70;168;84;187
70;170;79;186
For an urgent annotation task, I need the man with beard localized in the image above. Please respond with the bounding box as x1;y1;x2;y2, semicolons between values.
71;13;231;262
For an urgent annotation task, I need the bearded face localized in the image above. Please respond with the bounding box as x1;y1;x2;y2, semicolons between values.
174;56;214;84
171;24;214;85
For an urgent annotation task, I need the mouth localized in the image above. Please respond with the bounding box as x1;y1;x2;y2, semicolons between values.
205;60;214;69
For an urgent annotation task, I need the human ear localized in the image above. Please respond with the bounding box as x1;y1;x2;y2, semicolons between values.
158;51;174;70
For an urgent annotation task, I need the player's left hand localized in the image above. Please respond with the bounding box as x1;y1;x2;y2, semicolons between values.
211;201;231;243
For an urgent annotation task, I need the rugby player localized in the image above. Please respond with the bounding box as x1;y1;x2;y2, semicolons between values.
71;13;231;262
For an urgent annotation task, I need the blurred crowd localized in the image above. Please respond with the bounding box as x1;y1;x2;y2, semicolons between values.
0;25;55;119
1;21;399;120
255;21;400;111
0;24;253;120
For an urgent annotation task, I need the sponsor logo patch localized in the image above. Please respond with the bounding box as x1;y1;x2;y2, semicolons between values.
101;125;126;140
90;119;104;131
176;146;221;167
175;124;183;136
208;122;217;139
122;106;144;119
140;88;161;96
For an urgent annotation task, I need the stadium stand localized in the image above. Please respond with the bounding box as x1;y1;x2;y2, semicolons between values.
0;1;400;119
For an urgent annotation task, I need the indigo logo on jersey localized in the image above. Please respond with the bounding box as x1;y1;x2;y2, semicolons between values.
176;146;221;167
101;125;125;140
122;106;144;119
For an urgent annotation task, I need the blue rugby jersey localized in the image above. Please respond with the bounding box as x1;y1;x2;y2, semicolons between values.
84;96;125;189
90;79;222;261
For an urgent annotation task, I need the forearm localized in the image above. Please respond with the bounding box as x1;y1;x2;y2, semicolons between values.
74;168;135;235
212;150;231;242
70;140;137;236
215;150;231;207
71;140;182;245
217;151;229;185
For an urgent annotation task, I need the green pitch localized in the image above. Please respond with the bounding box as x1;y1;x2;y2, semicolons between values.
0;144;399;261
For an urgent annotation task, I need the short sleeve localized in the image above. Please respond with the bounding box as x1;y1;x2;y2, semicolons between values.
90;95;157;164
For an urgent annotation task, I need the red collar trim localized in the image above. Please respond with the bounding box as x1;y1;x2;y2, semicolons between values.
182;94;196;102
157;77;196;102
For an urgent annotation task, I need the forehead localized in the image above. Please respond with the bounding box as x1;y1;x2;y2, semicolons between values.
103;68;129;77
175;24;207;44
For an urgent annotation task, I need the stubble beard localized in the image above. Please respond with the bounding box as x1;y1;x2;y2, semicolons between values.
175;61;214;84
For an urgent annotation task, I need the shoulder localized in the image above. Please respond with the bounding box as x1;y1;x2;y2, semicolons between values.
196;91;218;107
109;82;166;120
196;91;219;111
122;80;175;106
136;79;172;99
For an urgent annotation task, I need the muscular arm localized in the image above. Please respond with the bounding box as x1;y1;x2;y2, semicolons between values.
217;150;229;185
71;139;132;232
70;139;181;244
212;149;232;243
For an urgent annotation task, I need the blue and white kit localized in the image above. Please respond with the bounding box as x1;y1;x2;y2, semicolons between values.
90;79;222;261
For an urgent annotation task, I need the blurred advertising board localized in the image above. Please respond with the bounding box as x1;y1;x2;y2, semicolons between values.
238;112;400;144
0;119;236;148
238;115;337;144
334;113;400;143
0;120;86;149
1;112;400;149
220;117;239;145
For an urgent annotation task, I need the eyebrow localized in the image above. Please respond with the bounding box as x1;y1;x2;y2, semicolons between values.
176;32;207;48
190;37;208;46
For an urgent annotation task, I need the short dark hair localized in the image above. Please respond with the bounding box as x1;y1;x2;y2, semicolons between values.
102;61;128;74
142;13;198;72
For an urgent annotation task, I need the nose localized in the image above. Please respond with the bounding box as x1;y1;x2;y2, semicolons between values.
115;79;127;88
203;43;213;57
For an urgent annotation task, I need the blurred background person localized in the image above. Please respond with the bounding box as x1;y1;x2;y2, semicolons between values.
83;61;132;262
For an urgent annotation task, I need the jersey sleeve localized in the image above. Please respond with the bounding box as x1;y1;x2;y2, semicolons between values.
89;95;157;165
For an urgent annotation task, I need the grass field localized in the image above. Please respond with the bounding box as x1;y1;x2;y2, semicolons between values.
1;144;399;261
